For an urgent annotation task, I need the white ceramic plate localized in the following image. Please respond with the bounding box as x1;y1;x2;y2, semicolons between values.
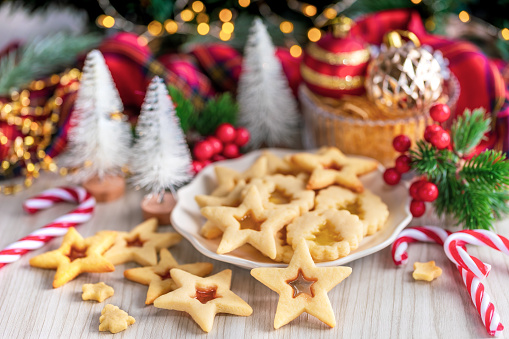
171;148;412;269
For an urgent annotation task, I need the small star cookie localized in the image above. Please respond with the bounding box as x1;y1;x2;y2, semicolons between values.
290;147;378;192
250;240;352;329
99;304;135;334
153;269;253;332
104;218;182;266
29;228;117;288
124;248;214;304
82;282;114;302
413;261;442;281
200;185;298;259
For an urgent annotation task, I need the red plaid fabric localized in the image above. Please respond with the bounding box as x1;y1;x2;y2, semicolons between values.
191;43;242;93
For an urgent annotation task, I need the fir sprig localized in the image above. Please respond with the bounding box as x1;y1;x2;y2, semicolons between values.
0;33;100;95
450;108;491;156
460;150;509;188
409;108;508;230
409;140;457;181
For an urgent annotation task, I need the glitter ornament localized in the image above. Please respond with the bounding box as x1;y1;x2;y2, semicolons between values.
366;31;444;117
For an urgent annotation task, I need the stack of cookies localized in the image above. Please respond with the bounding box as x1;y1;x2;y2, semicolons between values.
196;147;389;263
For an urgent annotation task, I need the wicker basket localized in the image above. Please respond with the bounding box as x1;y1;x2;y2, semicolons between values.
300;76;460;166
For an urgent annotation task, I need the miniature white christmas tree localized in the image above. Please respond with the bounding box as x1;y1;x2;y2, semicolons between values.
130;76;193;197
237;18;300;149
63;49;131;182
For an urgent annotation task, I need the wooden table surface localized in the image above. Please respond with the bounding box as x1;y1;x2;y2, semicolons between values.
1;173;508;339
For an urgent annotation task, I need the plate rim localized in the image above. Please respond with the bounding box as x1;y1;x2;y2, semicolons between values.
171;148;412;269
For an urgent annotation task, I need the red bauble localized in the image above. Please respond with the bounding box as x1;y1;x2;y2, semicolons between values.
192;160;204;174
383;168;401;185
418;182;439;202
424;125;443;142
202;160;212;167
193;141;214;161
392;135;411;153
410;199;426;217
430;130;450;150
409;179;427;200
395;155;411;173
223;143;240;159
212;154;226;162
215;123;236;143
206;136;223;155
429;103;451;123
301;18;369;98
234;127;250;147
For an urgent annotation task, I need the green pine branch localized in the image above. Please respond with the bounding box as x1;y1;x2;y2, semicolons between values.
195;92;237;136
0;32;100;95
409;140;457;181
460;150;509;188
410;108;508;230
451;108;491;156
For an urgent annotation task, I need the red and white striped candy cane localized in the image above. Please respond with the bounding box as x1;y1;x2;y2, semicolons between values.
444;230;509;280
0;186;96;269
458;265;504;336
392;226;451;265
393;226;504;337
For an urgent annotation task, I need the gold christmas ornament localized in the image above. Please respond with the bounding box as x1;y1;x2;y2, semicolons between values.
365;30;443;117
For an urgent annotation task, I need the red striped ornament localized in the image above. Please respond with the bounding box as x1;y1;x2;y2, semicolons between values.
0;186;95;269
301;27;370;98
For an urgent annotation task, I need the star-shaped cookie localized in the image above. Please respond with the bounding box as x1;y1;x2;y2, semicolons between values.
413;261;442;281
261;151;298;175
104;218;182;267
153;269;252;332
200;185;298;259
211;156;267;196
29;227;117;288
290;147;378;192
195;179;247;208
82;282;114;302
250;240;352;329
99;304;135;333
124;248;214;304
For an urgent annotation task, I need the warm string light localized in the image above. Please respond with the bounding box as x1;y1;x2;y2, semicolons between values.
458;10;470;23
0;69;81;195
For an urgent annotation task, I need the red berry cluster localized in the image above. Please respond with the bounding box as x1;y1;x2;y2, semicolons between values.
382;134;411;185
383;103;451;217
408;179;438;217
192;123;250;174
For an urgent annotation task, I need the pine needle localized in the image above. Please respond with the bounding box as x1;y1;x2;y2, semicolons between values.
451;108;491;156
460;150;509;188
0;32;100;95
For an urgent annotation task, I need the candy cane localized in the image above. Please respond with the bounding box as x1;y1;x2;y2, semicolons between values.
458;266;504;336
443;230;509;280
0;186;96;269
392;226;451;265
393;226;503;337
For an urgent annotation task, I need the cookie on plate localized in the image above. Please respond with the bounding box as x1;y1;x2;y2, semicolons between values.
286;210;364;262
